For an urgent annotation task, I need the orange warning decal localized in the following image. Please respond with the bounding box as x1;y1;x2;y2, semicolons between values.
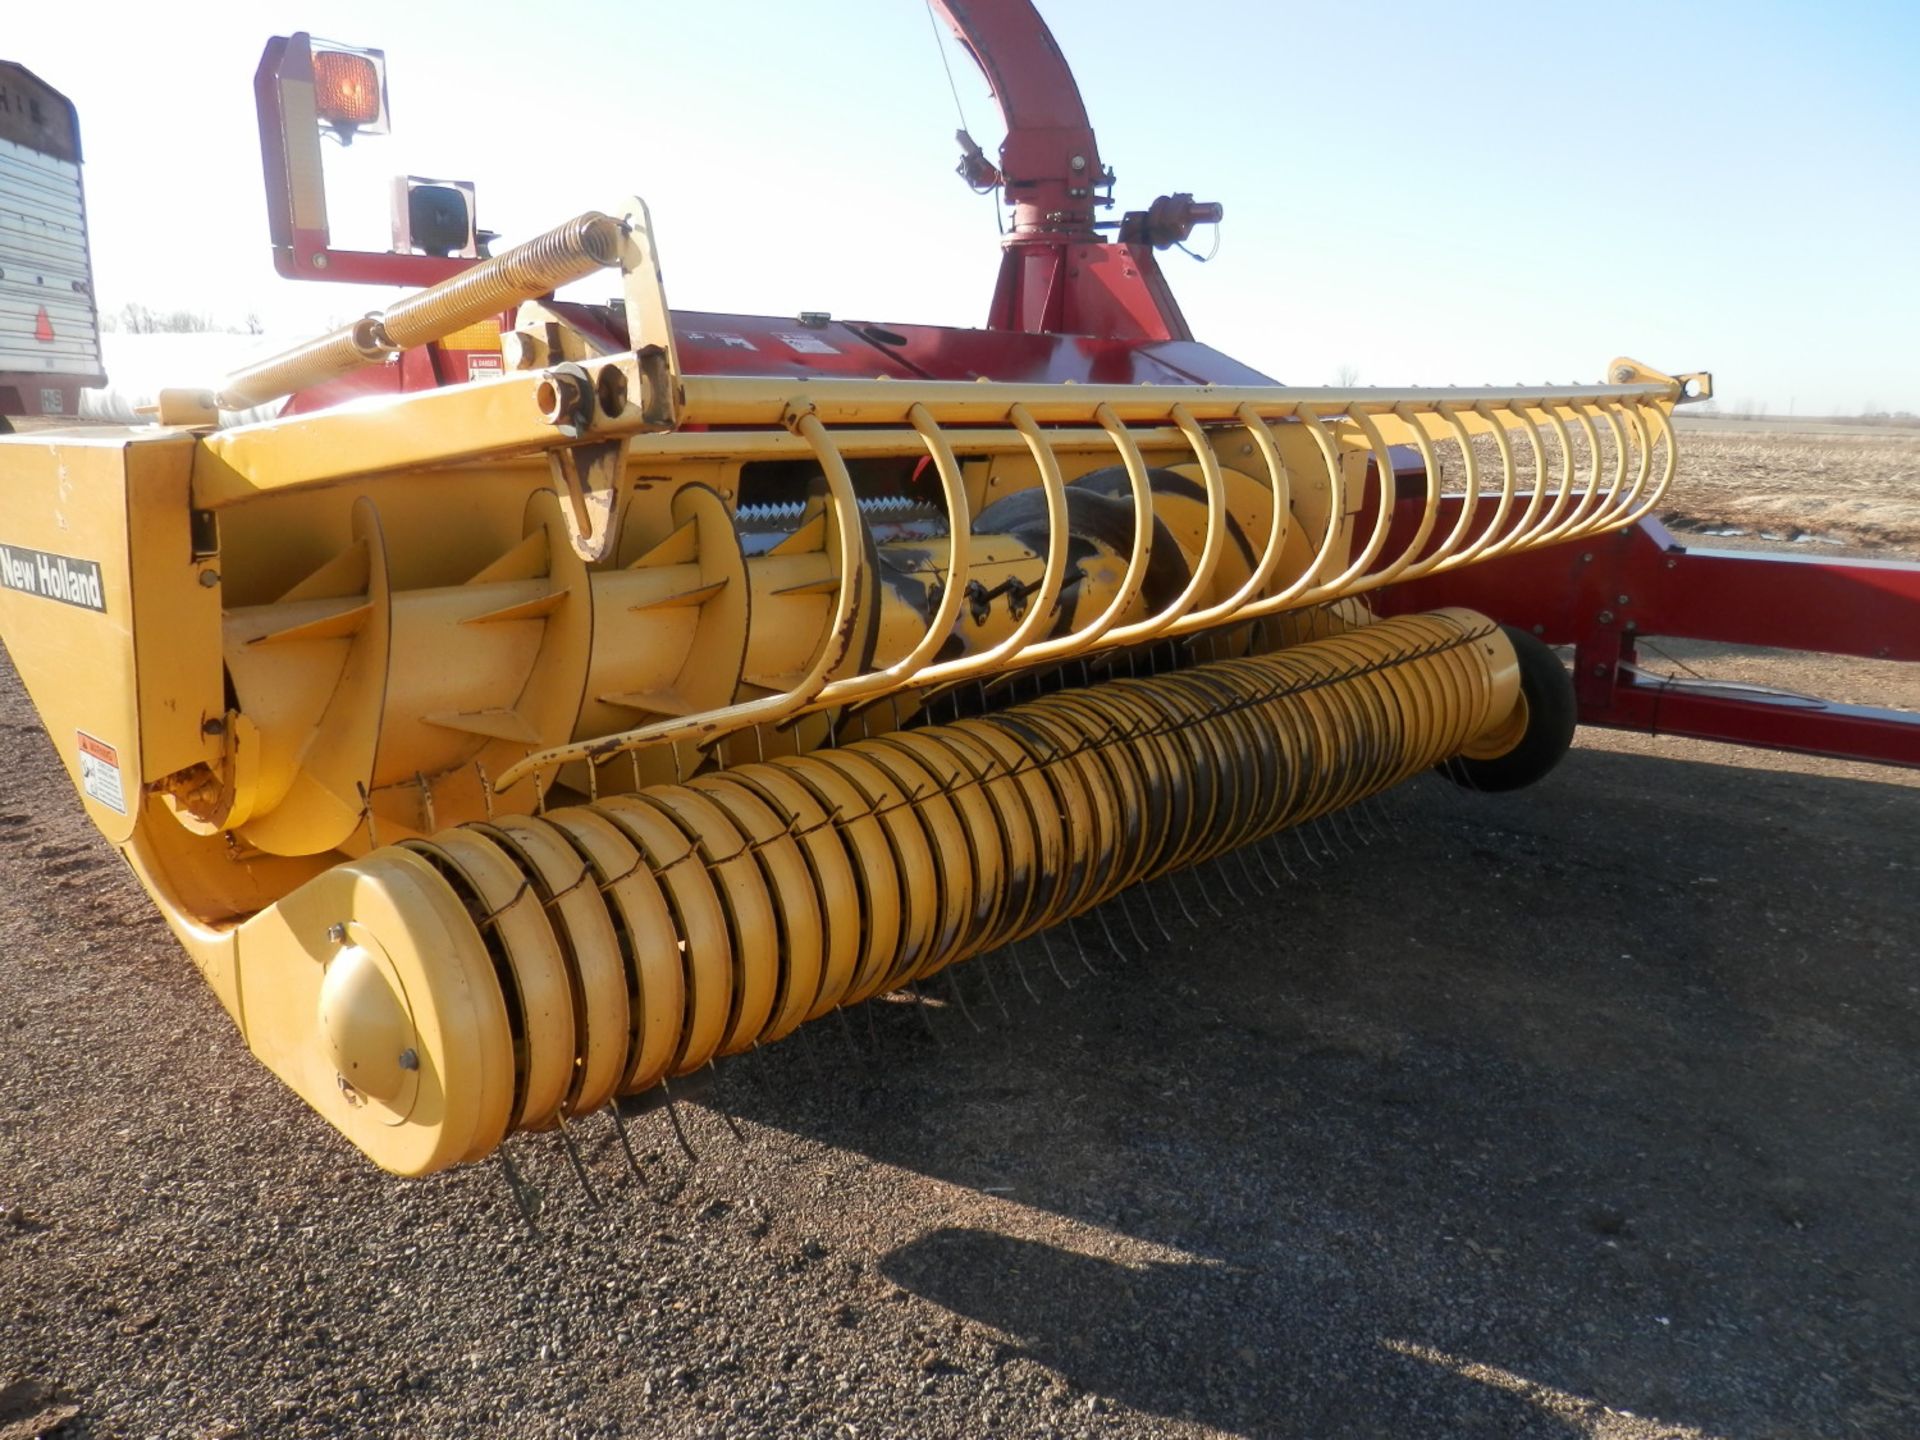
33;307;54;343
76;731;126;814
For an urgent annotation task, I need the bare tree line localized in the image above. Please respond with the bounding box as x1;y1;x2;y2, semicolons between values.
101;303;263;336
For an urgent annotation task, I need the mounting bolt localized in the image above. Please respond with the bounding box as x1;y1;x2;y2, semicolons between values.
397;1048;419;1072
965;578;992;627
1006;576;1030;621
1617;594;1630;605
198;569;220;587
1625;620;1638;632
1666;559;1678;569
1597;610;1615;625
502;332;544;371
1613;364;1635;383
201;717;225;737
311;253;329;270
326;922;348;946
1580;552;1593;563
1591;663;1609;677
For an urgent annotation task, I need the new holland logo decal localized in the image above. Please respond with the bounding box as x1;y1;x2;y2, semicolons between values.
0;544;106;612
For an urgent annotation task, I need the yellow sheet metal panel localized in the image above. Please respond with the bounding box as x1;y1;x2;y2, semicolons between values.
123;438;226;783
226;845;513;1176
0;431;219;843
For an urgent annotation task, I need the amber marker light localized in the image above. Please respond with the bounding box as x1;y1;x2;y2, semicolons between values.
311;44;389;141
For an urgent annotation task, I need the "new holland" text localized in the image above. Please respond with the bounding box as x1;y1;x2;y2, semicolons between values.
0;544;106;612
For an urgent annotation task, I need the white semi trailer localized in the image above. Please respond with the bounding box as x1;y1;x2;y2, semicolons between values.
0;62;103;428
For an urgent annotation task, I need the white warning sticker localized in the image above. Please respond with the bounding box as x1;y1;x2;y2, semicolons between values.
684;330;758;351
77;731;126;815
775;331;841;356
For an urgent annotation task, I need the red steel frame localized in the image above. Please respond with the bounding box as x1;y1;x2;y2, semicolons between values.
1374;495;1920;768
253;4;1919;768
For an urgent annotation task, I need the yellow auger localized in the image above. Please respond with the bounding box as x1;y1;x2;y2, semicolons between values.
0;200;1695;1173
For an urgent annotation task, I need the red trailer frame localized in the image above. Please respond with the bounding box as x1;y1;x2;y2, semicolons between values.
1376;500;1920;767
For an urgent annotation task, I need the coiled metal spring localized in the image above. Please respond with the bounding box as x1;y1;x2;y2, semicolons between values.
216;211;623;411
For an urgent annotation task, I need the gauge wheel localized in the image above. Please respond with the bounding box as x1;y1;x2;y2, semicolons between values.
1439;625;1577;793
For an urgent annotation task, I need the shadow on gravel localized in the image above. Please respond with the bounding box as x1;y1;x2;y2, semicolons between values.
882;1226;1597;1438
722;748;1920;1439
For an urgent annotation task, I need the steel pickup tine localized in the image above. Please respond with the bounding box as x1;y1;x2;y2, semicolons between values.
831;1004;867;1067
1006;940;1044;1004
1090;899;1129;962
604;1103;649;1186
706;1060;750;1145
1332;797;1368;850
1066;914;1100;977
1293;822;1324;869
1231;840;1269;896
944;966;985;1033
1186;864;1225;919
1115;888;1151;951
554;1114;605;1210
975;948;1013;1021
1264;830;1301;882
1136;881;1176;942
1247;833;1282;889
657;1079;701;1163
1037;927;1077;989
911;985;946;1045
497;1147;544;1239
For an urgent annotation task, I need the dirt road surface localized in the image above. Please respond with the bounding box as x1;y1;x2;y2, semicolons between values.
2;412;1917;1438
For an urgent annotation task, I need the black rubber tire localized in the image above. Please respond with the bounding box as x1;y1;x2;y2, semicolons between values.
1438;625;1577;793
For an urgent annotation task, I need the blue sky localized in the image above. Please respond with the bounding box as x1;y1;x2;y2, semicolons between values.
11;0;1919;413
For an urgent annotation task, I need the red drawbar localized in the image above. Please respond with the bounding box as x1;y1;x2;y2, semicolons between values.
1374;499;1920;768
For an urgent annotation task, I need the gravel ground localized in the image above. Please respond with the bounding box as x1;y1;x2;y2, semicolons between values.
0;639;1916;1439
